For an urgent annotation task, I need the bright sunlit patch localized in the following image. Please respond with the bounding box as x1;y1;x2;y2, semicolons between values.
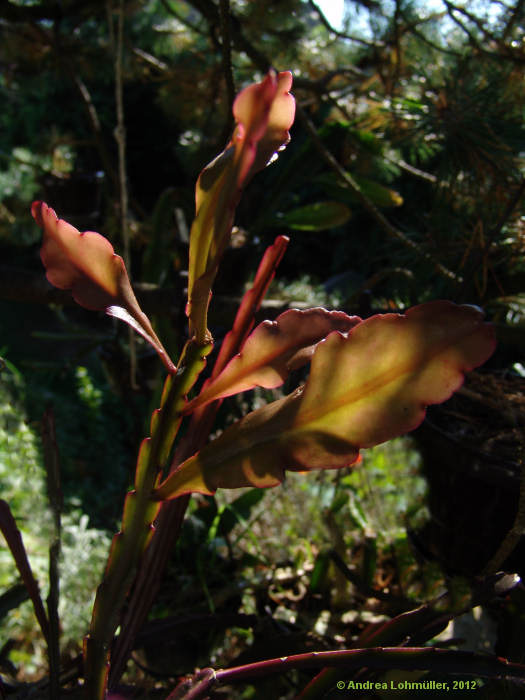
317;0;345;29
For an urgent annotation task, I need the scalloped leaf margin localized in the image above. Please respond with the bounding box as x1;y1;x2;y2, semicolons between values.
32;201;175;373
187;71;295;344
155;301;496;499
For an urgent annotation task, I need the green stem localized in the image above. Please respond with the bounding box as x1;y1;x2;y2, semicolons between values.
83;340;212;700
107;236;289;688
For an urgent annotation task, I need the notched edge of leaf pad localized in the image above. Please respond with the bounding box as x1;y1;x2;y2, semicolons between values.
154;301;496;501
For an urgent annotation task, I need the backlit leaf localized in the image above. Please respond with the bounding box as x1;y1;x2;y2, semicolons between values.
185;308;360;413
155;302;496;499
187;71;295;343
32;201;175;373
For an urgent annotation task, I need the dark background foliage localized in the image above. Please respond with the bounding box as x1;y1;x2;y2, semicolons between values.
0;0;524;697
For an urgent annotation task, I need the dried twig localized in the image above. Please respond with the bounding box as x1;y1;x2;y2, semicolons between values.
307;0;386;48
108;0;137;387
459;178;525;301
483;447;525;574
218;0;235;112
218;0;235;144
41;408;63;700
159;0;206;35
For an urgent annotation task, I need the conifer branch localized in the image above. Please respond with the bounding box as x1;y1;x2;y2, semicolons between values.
296;104;461;283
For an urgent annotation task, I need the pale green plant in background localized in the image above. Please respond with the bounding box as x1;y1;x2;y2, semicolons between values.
0;370;111;670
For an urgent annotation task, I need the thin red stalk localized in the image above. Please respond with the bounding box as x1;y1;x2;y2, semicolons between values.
168;646;525;699
212;234;289;376
0;500;50;645
301;571;521;699
41;407;63;700
220;645;525;683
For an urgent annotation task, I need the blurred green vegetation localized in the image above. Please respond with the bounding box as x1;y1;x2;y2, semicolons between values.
0;369;111;673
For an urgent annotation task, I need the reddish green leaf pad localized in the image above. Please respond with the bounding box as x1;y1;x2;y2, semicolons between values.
187;71;295;343
185;308;361;413
32;201;175;372
155;302;496;499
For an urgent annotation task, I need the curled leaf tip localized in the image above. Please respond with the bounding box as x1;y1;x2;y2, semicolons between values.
31;199;46;227
232;70;295;177
187;70;295;345
32;200;124;307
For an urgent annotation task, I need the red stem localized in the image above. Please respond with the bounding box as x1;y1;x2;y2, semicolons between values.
168;646;525;699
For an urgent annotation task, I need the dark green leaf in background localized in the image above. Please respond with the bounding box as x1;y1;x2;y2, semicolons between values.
277;200;352;231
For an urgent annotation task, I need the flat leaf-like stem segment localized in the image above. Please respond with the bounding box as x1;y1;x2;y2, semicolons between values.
31;201;175;373
83;340;211;700
184;308;361;413
155;302;496;499
107;236;290;688
187;71;295;344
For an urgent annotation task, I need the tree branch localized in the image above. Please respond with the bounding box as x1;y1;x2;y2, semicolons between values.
442;0;525;62
159;0;207;35
502;0;525;39
218;0;235;143
461;178;525;298
295;103;461;283
398;7;464;57
483;448;525;574
307;0;386;48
